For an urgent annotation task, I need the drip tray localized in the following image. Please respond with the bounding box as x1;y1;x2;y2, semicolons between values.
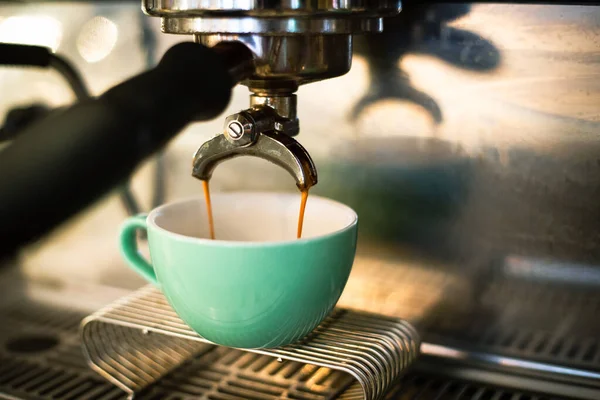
81;285;420;400
0;286;579;400
420;278;600;375
141;346;355;399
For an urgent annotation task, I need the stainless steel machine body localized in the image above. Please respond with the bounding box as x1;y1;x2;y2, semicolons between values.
1;1;600;400
142;0;401;88
143;0;401;183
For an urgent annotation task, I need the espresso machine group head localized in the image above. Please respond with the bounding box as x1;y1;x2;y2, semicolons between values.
0;0;401;257
142;0;402;190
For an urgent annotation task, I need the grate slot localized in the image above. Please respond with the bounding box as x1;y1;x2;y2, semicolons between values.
311;368;334;386
325;371;353;389
481;328;501;347
280;361;305;379
296;364;320;382
293;384;333;396
208;393;250;400
50;377;94;399
63;378;115;400
563;338;580;360
440;381;464;398
462;386;481;399
168;368;227;385
87;383;125;400
37;372;78;396
21;369;65;392
5;365;49;389
0;359;18;376
499;330;519;348
287;391;327;400
263;358;287;376
548;337;564;357
216;384;277;400
249;355;275;373
469;387;489;400
226;377;286;396
236;374;289;389
97;388;126;400
0;362;37;385
532;334;550;355
219;349;244;366
514;331;533;351
235;353;260;369
582;340;598;362
523;331;546;355
141;392;167;400
160;372;222;391
159;381;211;396
189;370;228;383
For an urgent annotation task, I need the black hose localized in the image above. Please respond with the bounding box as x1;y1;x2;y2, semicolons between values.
0;41;251;258
47;54;90;100
0;42;142;215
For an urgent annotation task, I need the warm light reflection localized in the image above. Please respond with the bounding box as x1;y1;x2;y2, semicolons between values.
77;16;118;63
337;253;461;322
0;16;62;51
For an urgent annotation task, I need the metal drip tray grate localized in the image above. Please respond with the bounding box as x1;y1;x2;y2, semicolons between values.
139;349;571;400
0;283;577;400
384;373;569;400
422;279;600;371
140;346;356;399
0;300;124;400
81;285;421;400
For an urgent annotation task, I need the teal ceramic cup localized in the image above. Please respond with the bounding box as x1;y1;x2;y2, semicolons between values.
119;192;358;349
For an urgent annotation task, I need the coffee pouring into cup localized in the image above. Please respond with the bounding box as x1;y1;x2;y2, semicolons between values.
119;192;357;349
119;100;358;349
192;104;318;240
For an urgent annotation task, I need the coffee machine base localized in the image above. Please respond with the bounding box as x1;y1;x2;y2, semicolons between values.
1;264;599;400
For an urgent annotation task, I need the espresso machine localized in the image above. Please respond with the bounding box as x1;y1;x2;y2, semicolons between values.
1;0;600;399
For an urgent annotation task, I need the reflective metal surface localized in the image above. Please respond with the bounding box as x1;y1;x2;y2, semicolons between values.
2;2;600;399
198;34;353;87
145;0;398;93
192;105;317;189
166;16;384;34
145;0;399;190
0;272;571;400
250;93;297;120
143;0;402;21
81;285;420;400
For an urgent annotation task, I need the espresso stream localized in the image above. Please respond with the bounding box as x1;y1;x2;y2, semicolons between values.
297;189;309;239
201;181;308;240
201;180;216;240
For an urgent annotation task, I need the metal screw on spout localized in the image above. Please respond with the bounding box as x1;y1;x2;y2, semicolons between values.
227;121;244;140
223;113;256;146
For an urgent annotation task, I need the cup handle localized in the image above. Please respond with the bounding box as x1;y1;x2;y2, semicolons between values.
119;214;158;285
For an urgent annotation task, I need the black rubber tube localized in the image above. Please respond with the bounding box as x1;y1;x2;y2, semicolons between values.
0;41;251;257
0;43;51;67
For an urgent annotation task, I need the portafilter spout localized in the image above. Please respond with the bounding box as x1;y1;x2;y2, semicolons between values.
192;104;317;190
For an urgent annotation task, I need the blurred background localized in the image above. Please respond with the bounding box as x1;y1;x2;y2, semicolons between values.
1;2;600;399
1;3;597;308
